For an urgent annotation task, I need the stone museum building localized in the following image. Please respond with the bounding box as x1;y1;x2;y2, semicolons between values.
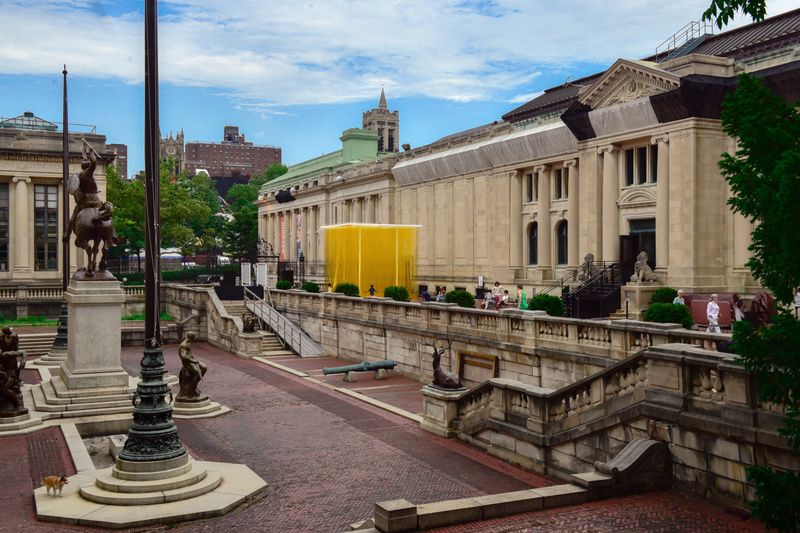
258;9;800;297
0;111;113;317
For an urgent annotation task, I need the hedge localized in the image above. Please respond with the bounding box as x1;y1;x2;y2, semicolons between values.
651;287;678;304
334;283;360;297
445;289;475;308
528;294;565;316
118;265;239;285
276;280;292;290
643;302;693;329
383;285;410;302
301;281;320;293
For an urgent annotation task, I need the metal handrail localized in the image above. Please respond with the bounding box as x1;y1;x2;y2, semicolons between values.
244;286;324;356
540;260;589;295
655;19;715;56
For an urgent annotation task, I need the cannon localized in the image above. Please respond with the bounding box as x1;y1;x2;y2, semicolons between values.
322;360;397;382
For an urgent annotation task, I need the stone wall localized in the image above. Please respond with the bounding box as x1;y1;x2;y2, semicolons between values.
421;344;795;512
269;288;729;389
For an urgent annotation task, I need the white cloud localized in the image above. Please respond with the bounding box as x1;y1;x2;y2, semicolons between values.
509;91;544;103
0;0;796;106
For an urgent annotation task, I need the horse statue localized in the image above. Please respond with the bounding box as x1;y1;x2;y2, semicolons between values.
63;139;120;279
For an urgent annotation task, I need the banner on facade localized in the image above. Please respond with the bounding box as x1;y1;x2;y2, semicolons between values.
240;262;252;286
255;262;267;287
279;213;285;261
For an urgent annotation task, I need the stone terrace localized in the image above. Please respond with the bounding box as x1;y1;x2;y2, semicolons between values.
0;342;766;532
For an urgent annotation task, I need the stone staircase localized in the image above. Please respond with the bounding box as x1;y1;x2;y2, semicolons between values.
19;332;57;358
221;300;248;318
220;299;296;357
27;376;136;419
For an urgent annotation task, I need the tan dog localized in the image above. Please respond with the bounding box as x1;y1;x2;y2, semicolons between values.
42;475;69;496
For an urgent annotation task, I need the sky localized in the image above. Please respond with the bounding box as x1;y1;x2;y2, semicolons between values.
0;0;796;177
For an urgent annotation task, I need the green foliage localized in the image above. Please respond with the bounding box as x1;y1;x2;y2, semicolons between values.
301;281;320;293
222;164;288;261
711;58;800;529
527;294;565;316
643;303;693;329
445;290;475;308
383;285;410;302
719;75;800;305
121;310;173;321
118;265;238;285
334;283;360;297
703;0;766;28
276;280;292;290
651;287;678;304
0;315;58;326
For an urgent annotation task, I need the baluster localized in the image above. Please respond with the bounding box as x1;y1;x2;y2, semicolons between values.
699;369;712;399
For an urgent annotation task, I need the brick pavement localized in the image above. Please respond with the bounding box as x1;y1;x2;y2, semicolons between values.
0;342;769;532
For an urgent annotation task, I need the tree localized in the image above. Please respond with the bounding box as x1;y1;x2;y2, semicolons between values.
704;1;800;529
221;164;288;261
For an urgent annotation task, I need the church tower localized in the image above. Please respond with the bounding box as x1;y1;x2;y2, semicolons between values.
159;129;185;175
362;88;399;153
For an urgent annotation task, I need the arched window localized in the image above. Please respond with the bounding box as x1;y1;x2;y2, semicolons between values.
528;223;538;265
556;220;568;265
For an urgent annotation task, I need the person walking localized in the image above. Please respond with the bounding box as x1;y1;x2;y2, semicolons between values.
707;294;721;334
673;289;686;305
368;284;376;297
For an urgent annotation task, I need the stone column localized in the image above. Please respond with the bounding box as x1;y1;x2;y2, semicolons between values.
652;135;669;273
355;198;363;223
599;145;620;262
300;207;308;259
365;196;375;223
309;206;317;261
535;165;551;276
509;170;523;269
565;160;579;267
12;176;31;277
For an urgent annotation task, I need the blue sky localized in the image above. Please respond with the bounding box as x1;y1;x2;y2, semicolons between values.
1;0;795;176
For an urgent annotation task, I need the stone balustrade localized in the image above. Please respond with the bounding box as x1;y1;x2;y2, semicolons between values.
421;343;793;512
265;288;730;388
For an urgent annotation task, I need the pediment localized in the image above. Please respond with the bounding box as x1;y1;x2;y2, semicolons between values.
618;187;657;208
579;59;680;109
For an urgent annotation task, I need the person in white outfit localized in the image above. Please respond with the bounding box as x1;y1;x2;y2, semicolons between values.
707;294;721;333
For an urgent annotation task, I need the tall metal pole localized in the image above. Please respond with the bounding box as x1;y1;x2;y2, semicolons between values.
120;0;185;462
49;66;71;356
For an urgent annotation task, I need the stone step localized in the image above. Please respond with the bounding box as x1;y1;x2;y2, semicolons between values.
39;379;132;406
113;460;193;482
95;465;208;494
80;469;222;505
50;376;136;399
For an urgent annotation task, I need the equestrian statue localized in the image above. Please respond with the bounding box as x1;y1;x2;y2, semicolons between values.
63;139;121;279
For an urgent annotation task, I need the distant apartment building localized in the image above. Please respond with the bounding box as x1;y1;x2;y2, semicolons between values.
185;126;281;179
107;143;128;178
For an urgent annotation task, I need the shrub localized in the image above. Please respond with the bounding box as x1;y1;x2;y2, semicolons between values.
384;285;410;302
561;285;570;294
276;280;292;290
651;287;678;304
528;294;565;316
445;289;475;308
643;302;693;329
334;283;360;297
301;281;320;293
121;311;173;321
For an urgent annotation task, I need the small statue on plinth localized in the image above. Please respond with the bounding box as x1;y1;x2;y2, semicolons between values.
63;139;121;280
0;327;27;416
241;312;258;333
176;333;207;401
427;342;463;390
630;251;657;284
577;253;600;282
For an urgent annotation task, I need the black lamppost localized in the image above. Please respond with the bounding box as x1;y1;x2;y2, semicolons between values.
119;0;186;462
51;66;71;355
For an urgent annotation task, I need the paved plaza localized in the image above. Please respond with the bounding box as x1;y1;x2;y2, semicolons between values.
0;343;766;532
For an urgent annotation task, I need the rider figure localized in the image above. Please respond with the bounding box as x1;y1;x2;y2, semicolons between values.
63;140;106;244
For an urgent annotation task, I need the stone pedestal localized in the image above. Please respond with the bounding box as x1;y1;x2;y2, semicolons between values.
172;395;229;419
421;385;469;438
60;280;129;390
618;283;661;320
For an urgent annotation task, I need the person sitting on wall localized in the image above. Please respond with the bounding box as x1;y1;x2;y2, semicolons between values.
673;289;686;305
435;287;447;303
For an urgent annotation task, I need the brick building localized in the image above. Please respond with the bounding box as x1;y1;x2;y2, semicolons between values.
185;126;281;179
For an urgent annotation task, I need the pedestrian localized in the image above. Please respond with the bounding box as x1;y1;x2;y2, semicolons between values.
732;293;745;322
795;287;800;317
368;284;376;297
492;281;504;296
519;286;528;310
706;294;721;334
435;287;447;303
673;289;685;305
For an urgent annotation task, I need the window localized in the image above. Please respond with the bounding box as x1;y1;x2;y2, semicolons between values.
0;184;7;271
34;184;58;271
650;144;659;183
556;220;568;265
528;223;538;265
553;169;564;200
526;173;533;203
625;144;658;185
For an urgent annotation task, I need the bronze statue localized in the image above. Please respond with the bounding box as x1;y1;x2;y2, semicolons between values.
63;139;120;279
0;327;27;416
241;312;257;333
427;342;463;390
176;333;207;401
